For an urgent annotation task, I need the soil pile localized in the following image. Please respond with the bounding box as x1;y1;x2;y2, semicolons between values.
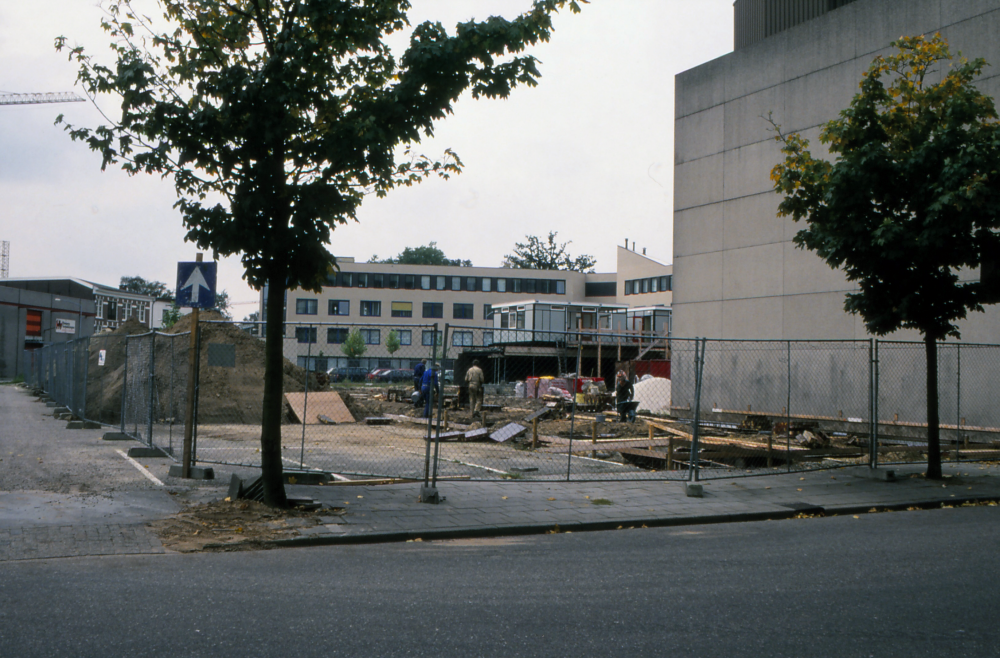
85;313;323;425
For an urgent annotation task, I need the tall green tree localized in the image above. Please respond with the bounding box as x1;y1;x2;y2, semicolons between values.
59;0;582;507
502;231;596;271
120;275;174;301
770;34;1000;479
369;241;471;266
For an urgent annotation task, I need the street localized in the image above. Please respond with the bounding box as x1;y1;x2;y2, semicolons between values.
2;506;998;657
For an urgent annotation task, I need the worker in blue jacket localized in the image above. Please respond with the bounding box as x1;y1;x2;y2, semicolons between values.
421;363;439;418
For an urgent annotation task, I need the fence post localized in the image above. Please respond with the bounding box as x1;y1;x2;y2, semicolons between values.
300;323;312;468
81;337;90;422
146;333;157;446
120;337;129;434
786;340;792;473
192;320;203;464
956;343;961;462
689;338;707;483
871;339;880;468
566;333;583;481
430;325;450;488
419;323;440;503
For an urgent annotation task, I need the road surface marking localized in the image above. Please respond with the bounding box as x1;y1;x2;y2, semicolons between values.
115;449;165;486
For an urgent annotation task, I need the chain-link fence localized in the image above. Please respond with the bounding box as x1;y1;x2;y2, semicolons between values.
24;322;1000;482
22;331;190;459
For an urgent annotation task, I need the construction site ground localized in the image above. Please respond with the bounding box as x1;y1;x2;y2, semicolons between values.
4;382;1000;561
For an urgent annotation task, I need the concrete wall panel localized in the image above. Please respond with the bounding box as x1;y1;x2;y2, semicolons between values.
674;154;723;211
670;300;723;339
940;0;1000;24
783;1;861;80
674;204;724;257
724;31;788;101
675;105;725;164
722;242;784;300
675;56;727;120
855;0;942;58
673;252;723;304
722;138;783;201
723;85;783;152
783;59;869;135
724;193;785;251
721;295;784;339
782;291;856;340
782;242;852;296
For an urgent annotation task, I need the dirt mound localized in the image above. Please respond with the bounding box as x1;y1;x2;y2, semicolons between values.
86;314;323;425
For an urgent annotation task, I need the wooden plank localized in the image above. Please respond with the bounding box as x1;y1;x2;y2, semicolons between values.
490;423;527;443
285;391;354;425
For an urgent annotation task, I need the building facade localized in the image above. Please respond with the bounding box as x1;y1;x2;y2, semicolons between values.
275;246;672;372
672;0;1000;341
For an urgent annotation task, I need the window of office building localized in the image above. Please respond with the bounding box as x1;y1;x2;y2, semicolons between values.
397;329;412;346
422;330;442;346
452;330;473;347
391;301;412;318
389;274;400;289
296;327;317;343
357;273;368;288
373;274;384;288
360;301;381;317
555;280;566;294
423;302;443;318
340;272;353;287
481;278;491;292
483;304;494;321
421;275;431;290
496;278;506;293
328;300;349;316
296;299;318;315
453;303;474;320
483;331;494;346
403;275;415;290
361;328;380;345
327;327;348;344
436;276;446;290
451;276;461;291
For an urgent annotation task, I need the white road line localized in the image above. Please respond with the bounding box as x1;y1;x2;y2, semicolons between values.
115;450;166;486
387;446;509;475
281;456;351;481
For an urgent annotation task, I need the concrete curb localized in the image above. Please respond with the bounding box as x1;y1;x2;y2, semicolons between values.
199;495;1000;552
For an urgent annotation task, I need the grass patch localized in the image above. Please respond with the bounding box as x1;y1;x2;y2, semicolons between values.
591;498;613;506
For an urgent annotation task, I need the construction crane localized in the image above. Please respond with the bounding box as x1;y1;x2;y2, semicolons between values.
0;90;85;278
0;91;84;106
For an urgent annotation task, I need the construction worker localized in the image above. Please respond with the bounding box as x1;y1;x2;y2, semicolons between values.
465;359;485;414
615;370;635;423
413;359;427;393
421;362;439;419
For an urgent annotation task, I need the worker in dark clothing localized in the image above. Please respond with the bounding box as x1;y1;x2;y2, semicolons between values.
615;370;635;423
413;359;427;393
421;363;439;418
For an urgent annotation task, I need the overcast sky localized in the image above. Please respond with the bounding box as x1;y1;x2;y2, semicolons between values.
0;0;733;313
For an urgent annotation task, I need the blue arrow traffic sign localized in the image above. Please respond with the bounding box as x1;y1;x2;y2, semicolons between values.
176;261;217;308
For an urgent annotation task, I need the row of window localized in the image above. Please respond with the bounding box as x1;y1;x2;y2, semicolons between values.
325;272;566;295
624;275;672;295
294;327;481;347
296;299;489;320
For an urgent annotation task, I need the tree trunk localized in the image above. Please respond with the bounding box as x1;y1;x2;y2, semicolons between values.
260;265;289;507
925;335;942;480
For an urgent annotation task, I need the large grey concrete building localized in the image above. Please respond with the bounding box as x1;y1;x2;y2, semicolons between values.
673;0;1000;341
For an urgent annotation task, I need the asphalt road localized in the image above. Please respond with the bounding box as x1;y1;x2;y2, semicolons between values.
2;506;998;657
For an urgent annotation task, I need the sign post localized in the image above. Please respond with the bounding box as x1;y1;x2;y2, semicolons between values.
176;255;217;478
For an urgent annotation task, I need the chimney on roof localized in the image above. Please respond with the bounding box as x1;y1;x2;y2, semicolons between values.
643;248;646;255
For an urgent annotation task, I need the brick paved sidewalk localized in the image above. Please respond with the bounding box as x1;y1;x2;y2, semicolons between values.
280;461;1000;546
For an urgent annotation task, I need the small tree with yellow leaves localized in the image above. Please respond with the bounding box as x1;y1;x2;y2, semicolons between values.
770;34;1000;479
